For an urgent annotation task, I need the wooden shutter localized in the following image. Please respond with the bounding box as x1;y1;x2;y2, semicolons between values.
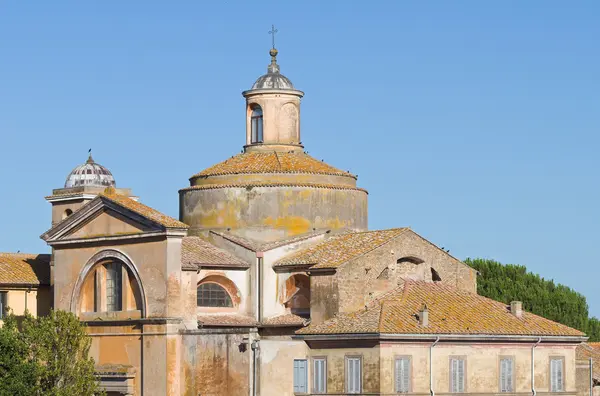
500;358;514;392
395;357;410;392
551;358;563;392
451;358;465;393
313;358;326;393
294;359;307;393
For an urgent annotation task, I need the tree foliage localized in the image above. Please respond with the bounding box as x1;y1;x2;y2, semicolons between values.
0;310;103;396
466;258;600;341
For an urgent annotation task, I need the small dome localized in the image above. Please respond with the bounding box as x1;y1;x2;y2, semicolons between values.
64;154;116;188
250;48;295;90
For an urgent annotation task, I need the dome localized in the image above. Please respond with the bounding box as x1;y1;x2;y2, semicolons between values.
64;154;116;188
250;48;295;91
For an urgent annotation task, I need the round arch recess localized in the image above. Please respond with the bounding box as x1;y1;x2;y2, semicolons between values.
197;275;241;307
70;249;147;317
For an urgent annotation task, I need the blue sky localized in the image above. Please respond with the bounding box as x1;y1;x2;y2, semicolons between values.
1;1;599;315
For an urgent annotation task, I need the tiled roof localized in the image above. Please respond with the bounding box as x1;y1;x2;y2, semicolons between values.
101;188;188;229
210;230;329;252
298;281;585;337
274;228;409;269
577;343;600;380
180;182;367;193
262;313;310;327
198;314;258;327
191;152;355;179
0;253;51;286
182;237;249;269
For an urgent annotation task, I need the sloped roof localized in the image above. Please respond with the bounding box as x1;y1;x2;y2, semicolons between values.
191;152;355;179
100;189;188;229
298;281;585;337
210;230;329;253
198;314;258;327
0;253;50;286
274;228;409;269
181;237;249;269
262;313;310;327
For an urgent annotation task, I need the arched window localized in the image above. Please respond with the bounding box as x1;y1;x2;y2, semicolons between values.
197;282;233;307
62;209;73;220
251;106;263;143
105;262;122;312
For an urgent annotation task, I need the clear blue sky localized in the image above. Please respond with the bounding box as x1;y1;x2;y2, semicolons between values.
1;1;599;315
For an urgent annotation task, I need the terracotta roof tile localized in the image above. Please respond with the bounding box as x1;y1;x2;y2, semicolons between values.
198;314;258;327
191;152;355;179
274;228;409;269
262;313;310;327
298;281;585;337
210;230;329;252
182;237;249;269
101;189;188;229
0;253;50;286
180;182;367;193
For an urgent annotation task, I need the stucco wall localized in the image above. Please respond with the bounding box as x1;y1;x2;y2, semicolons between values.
259;337;310;396
180;185;368;242
0;288;46;317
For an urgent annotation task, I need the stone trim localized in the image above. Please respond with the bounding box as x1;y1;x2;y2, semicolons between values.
179;182;368;194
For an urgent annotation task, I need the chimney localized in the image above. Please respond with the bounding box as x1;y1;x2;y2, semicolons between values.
510;301;523;318
418;303;429;327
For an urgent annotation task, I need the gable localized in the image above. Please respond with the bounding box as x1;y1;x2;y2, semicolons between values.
67;209;154;240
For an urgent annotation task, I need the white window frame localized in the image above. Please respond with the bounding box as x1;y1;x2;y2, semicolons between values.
550;356;565;392
293;358;308;394
499;356;515;392
449;356;466;393
395;355;411;393
345;355;362;394
312;357;327;394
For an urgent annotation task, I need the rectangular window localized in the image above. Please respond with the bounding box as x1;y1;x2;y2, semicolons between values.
346;356;362;394
105;262;122;312
313;358;327;394
293;359;308;393
0;292;7;319
550;357;564;392
500;357;514;392
395;356;411;393
450;357;466;393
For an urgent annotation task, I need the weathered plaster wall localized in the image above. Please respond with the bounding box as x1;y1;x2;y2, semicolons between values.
309;274;339;325
0;288;43;317
180;186;368;242
244;92;301;146
197;269;251;316
259;337;309;396
181;330;251;396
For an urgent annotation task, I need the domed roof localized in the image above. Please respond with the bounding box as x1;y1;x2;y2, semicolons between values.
64;154;116;188
250;48;295;91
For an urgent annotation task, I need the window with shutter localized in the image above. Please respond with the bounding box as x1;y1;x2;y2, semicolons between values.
550;358;564;392
395;357;411;393
0;292;7;319
500;357;514;392
450;358;466;393
346;357;362;394
313;358;326;393
293;359;308;393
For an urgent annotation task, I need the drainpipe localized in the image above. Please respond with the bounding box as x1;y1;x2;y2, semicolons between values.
251;339;260;396
590;358;594;396
532;337;542;396
255;254;263;322
430;337;440;396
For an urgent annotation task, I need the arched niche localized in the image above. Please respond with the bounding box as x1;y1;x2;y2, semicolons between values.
282;274;310;318
71;249;147;318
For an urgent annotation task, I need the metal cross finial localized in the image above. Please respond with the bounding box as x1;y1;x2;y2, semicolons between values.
268;24;278;49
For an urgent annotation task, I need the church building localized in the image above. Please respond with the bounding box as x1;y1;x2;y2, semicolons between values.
0;41;597;396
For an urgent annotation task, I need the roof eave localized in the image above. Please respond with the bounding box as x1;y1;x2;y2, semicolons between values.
294;333;588;343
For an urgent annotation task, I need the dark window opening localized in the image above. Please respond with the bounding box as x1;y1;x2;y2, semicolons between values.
431;268;442;282
197;283;233;307
251;106;263;143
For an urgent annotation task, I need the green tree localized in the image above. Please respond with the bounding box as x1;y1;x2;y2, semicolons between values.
466;258;600;342
0;310;103;396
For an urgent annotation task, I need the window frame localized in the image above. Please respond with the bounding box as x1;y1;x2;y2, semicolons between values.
498;355;515;392
293;358;309;394
0;291;7;319
449;356;467;393
197;282;234;308
549;356;565;392
345;355;363;394
104;261;122;312
394;355;412;393
312;356;327;394
250;106;264;144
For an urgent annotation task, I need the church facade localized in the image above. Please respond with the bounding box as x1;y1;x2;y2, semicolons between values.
1;44;597;396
